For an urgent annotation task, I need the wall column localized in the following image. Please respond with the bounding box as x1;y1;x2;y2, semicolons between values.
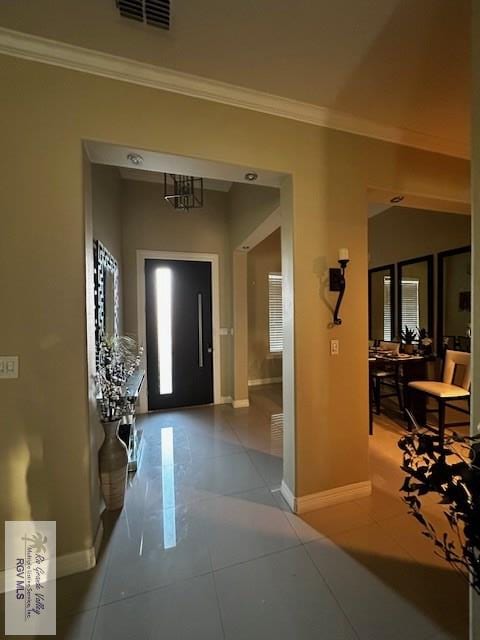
232;250;249;407
470;2;480;636
283;130;371;513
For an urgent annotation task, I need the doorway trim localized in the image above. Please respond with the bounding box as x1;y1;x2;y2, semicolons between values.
136;249;221;414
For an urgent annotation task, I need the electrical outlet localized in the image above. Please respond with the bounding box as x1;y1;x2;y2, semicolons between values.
0;356;19;378
330;339;339;356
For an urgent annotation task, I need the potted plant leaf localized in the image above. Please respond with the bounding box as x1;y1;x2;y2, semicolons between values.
95;335;143;510
401;325;417;355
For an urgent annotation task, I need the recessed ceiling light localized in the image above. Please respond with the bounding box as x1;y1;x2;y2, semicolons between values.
245;172;258;182
390;195;404;203
127;153;144;166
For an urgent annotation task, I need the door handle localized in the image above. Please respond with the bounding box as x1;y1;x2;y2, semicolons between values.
198;293;204;368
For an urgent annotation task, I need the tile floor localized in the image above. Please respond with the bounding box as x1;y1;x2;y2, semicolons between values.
4;384;469;639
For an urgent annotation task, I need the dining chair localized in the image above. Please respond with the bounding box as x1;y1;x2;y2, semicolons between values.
407;349;470;443
372;341;402;414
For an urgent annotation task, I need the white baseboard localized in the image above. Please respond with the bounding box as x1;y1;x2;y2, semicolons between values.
56;546;96;578
218;396;232;405
232;398;250;408
93;518;104;562
281;479;372;514
248;377;282;387
280;481;296;512
1;520;104;593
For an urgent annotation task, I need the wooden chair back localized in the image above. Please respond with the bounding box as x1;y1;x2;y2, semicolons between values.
442;349;471;391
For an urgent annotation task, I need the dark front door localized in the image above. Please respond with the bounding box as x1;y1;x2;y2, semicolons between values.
145;258;213;410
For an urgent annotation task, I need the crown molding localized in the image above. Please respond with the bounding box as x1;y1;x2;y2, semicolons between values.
0;27;469;160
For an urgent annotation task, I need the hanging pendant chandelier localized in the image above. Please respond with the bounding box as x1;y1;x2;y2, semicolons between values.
163;173;204;212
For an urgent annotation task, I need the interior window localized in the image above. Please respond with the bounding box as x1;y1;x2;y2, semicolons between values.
268;273;283;353
401;278;420;334
383;275;392;341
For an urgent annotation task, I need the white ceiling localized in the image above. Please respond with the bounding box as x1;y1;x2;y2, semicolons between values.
119;167;233;193
368;203;393;219
367;186;470;216
86;141;285;188
0;0;470;154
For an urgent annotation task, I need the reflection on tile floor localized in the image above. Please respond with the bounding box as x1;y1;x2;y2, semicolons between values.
10;384;468;639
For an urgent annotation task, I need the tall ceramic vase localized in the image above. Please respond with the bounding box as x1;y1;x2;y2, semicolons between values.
99;420;128;511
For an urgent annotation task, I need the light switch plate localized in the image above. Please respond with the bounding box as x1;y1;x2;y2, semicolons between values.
330;339;339;356
0;356;19;378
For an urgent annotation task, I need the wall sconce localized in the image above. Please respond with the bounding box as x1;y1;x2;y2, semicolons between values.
329;248;350;325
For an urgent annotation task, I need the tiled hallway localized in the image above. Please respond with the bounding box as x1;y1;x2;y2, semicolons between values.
52;384;467;639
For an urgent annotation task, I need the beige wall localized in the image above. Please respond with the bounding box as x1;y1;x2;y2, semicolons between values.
247;229;282;383
0;54;471;569
92;164;124;331
120;179;233;398
229;183;280;250
92;165;123;266
443;251;471;337
233;251;249;403
369;206;470;268
228;182;280;400
369;206;471;342
472;3;480;634
84;154;103;548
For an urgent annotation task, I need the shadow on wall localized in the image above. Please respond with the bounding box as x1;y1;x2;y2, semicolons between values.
313;255;336;328
1;333;97;572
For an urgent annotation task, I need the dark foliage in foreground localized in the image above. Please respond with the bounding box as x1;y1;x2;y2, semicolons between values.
399;413;480;593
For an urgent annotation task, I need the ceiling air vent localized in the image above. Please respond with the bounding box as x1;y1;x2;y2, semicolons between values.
116;0;170;30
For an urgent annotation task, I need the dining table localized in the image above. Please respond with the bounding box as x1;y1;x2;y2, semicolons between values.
368;350;433;434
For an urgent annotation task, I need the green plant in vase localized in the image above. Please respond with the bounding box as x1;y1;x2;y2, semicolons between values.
401;325;418;354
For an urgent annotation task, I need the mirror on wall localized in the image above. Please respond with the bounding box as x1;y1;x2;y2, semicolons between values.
438;246;471;352
94;240;119;347
397;255;434;341
368;264;395;341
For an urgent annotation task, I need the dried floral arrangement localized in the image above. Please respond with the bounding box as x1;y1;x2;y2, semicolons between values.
399;410;480;593
95;335;143;423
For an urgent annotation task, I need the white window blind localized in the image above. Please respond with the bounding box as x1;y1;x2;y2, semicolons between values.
401;278;419;333
268;273;283;353
383;275;392;341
